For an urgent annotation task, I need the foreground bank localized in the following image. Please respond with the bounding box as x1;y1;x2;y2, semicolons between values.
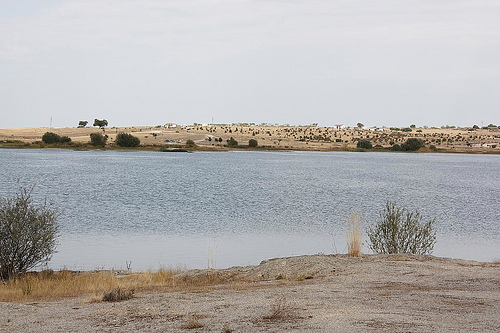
1;254;499;332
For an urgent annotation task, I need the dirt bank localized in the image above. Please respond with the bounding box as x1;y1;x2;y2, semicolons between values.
1;254;499;332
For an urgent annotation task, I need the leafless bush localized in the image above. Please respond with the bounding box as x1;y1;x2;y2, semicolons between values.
264;294;294;320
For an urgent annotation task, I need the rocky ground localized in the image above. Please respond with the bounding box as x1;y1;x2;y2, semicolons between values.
1;254;499;332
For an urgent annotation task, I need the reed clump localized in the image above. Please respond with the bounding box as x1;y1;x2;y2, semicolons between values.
347;212;362;257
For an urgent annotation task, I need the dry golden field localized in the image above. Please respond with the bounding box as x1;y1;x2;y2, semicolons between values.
1;125;499;152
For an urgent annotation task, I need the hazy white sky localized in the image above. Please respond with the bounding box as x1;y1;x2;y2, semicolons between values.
1;0;499;128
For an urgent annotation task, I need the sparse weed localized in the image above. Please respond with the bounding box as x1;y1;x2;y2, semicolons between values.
222;323;233;332
183;314;204;329
264;294;294;320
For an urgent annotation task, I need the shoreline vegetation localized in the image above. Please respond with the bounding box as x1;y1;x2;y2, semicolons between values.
1;125;499;154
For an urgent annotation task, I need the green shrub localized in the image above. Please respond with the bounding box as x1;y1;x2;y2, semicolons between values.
357;139;373;149
90;133;108;147
115;133;140;147
401;138;424;151
0;188;59;280
226;137;238;147
42;132;61;144
41;132;72;144
59;136;71;143
248;139;258;147
391;144;402;151
185;139;196;147
367;201;436;255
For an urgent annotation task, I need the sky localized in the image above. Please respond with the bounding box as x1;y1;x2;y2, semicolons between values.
1;0;499;128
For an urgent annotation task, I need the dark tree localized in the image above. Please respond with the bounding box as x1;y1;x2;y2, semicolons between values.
93;119;108;129
248;139;258;147
78;121;88;128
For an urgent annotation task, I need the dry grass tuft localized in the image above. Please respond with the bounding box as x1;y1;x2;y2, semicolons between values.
347;212;362;257
0;270;118;302
102;287;134;302
263;294;294;320
222;323;234;333
183;314;204;329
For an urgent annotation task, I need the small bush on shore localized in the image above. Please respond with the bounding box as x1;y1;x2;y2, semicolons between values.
42;132;72;144
357;139;373;149
401;138;424;151
391;144;402;151
90;133;108;147
115;133;140;147
367;201;436;255
0;188;59;280
42;132;61;144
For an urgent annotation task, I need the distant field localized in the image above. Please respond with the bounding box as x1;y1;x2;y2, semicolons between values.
1;125;499;152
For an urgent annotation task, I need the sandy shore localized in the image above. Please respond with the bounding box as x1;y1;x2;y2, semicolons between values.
1;254;499;332
1;125;499;152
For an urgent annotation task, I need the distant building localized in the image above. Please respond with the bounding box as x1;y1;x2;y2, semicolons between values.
164;123;177;128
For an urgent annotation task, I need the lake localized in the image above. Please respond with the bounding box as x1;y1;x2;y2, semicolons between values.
1;149;499;270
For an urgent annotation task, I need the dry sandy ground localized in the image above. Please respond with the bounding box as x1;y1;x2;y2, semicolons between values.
1;125;499;152
1;254;499;332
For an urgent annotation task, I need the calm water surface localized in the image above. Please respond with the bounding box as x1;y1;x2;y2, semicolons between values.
1;149;499;270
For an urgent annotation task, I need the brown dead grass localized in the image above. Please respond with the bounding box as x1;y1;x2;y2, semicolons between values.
0;268;232;303
182;314;204;329
263;294;295;320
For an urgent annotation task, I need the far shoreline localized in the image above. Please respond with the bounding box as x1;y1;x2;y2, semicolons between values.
1;125;499;155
